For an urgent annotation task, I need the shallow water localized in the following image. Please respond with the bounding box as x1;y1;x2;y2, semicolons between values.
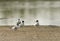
0;1;60;26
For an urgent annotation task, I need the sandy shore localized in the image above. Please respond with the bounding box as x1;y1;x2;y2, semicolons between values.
0;25;60;41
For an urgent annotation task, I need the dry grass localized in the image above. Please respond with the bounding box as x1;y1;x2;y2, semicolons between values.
0;25;60;41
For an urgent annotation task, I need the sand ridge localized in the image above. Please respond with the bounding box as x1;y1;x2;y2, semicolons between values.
0;26;60;41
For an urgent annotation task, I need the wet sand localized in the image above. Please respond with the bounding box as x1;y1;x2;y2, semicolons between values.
0;25;60;41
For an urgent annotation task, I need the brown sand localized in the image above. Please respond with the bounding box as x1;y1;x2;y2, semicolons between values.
0;25;60;41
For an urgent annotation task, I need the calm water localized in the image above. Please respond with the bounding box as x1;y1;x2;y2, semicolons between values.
0;1;60;26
